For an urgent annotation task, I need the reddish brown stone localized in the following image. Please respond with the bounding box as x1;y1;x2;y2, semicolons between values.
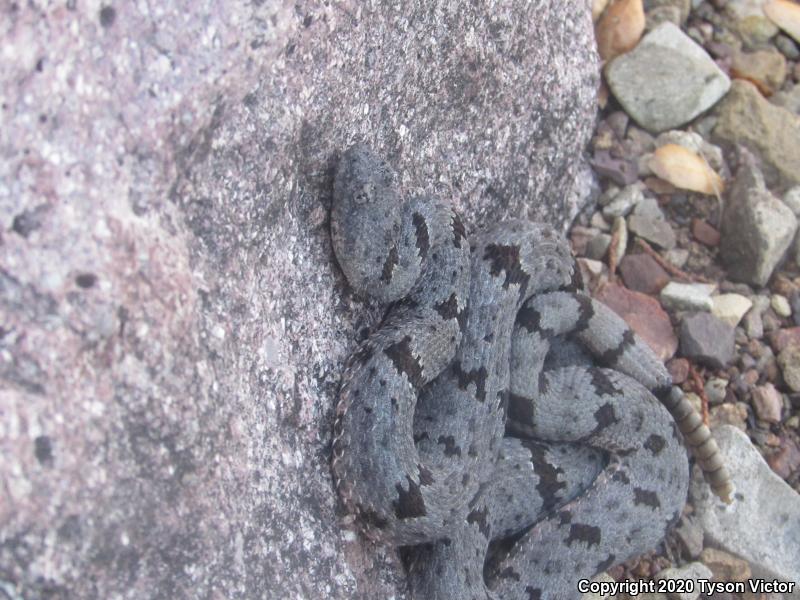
768;327;800;353
618;253;671;295
691;218;721;247
667;357;690;384
594;282;678;361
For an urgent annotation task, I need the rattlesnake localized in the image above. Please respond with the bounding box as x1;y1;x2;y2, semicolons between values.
330;145;731;599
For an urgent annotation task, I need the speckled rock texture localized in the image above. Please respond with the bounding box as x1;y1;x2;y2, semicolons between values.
691;426;800;593
0;1;599;598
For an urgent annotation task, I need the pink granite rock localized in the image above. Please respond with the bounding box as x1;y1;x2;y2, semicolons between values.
0;1;599;598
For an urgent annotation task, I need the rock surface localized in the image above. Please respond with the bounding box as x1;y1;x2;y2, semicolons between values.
605;22;731;132
655;562;712;600
691;426;800;593
772;84;800;114
0;2;599;599
713;80;800;189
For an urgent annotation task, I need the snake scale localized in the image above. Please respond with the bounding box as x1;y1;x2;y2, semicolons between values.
330;145;732;599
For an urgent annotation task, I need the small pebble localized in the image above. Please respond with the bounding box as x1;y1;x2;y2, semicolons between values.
586;233;612;260
571;226;599;256
606;110;630;139
775;33;800;60
753;294;771;315
664;248;689;269
739;353;757;371
757;345;780;383
699;548;751;582
734;326;748;345
744;307;765;339
768;326;800;352
691;218;721;247
590;212;611;231
598;185;621;207
705;377;729;405
730;48;787;95
667;357;690;384
778;345;800;391
660;282;716;311
592;150;639;185
763;309;783;333
751;383;784;423
577;258;607;290
742;368;760;388
679;312;735;368
711;293;753;327
626;126;656;154
783;186;800;216
673;514;704;559
766;435;800;479
709;401;749;430
602;183;644;218
628;197;677;249
619;253;671;295
610;216;628;266
792;290;800;326
771;293;792;318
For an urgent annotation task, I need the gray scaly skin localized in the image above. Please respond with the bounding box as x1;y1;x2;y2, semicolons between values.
330;145;731;599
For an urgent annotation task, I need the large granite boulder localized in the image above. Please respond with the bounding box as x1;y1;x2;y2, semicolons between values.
0;1;598;598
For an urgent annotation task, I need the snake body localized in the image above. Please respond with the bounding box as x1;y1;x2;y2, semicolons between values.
330;145;731;599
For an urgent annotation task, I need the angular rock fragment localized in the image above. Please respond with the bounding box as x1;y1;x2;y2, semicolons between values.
719;151;798;286
660;282;716;312
679;312;735;368
627;197;677;249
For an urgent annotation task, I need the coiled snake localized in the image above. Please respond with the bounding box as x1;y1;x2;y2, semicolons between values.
330;145;731;599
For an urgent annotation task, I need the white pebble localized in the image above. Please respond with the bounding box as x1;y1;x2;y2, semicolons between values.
660;282;716;311
711;293;753;326
771;294;792;318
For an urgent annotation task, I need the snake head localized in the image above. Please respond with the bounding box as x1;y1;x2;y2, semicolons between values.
331;144;421;303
